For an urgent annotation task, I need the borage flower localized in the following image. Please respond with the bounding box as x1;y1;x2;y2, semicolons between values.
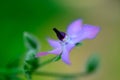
36;19;100;65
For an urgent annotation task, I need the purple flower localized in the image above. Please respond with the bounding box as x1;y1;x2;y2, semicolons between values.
36;19;100;65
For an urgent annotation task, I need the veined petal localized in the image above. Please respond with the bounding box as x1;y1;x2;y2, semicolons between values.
36;52;49;57
47;38;61;48
61;44;75;65
67;19;83;37
36;48;62;57
72;24;100;43
48;48;62;55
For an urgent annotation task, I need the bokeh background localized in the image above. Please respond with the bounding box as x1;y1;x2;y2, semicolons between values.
0;0;120;80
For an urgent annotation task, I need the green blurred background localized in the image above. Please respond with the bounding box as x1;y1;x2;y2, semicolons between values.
0;0;120;80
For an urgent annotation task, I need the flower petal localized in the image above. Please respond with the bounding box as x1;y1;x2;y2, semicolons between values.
47;38;61;48
48;48;62;55
67;19;83;37
36;52;49;57
36;48;62;57
61;44;75;65
72;24;100;43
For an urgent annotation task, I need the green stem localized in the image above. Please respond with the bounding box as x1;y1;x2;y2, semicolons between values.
0;56;91;79
34;71;88;78
26;73;32;80
0;67;90;78
39;56;57;68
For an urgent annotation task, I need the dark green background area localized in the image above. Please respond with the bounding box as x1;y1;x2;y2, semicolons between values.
0;0;64;67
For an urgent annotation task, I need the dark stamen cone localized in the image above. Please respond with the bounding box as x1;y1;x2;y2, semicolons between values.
53;28;66;41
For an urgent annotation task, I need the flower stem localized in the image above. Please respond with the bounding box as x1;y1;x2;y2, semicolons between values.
34;71;88;78
39;56;57;68
26;73;32;80
0;66;89;79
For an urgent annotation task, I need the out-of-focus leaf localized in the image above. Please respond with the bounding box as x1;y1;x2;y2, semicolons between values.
24;32;40;50
24;50;39;74
86;54;100;73
25;50;36;62
23;32;40;80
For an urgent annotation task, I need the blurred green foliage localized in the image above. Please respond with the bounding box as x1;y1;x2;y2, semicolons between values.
0;0;64;67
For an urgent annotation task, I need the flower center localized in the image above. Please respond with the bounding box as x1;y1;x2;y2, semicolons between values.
53;28;66;41
53;28;74;46
63;35;74;44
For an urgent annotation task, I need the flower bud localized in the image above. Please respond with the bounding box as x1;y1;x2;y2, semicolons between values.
86;54;100;73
